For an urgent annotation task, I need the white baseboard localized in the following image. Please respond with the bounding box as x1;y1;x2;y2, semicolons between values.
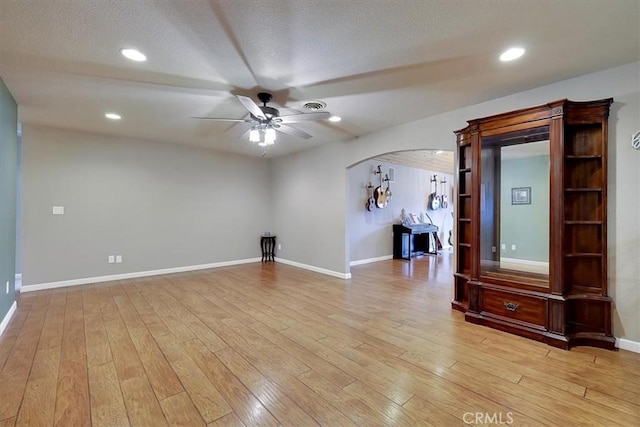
350;255;393;266
276;258;351;280
616;337;640;354
0;301;17;337
20;258;262;293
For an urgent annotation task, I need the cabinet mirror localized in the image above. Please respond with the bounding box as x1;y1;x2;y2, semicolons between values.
479;126;550;288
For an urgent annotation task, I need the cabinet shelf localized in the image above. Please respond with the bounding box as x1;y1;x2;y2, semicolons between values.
564;188;602;192
458;243;471;248
564;253;602;258
459;193;471;198
565;155;602;159
459;168;471;173
564;220;602;225
459;218;471;222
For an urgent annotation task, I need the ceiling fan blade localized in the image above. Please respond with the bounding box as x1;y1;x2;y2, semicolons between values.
237;95;266;120
190;117;253;122
276;124;313;140
278;111;331;123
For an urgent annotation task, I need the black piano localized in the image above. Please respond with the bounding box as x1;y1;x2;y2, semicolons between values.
393;223;439;260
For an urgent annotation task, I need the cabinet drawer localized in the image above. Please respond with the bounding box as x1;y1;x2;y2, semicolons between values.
481;288;546;326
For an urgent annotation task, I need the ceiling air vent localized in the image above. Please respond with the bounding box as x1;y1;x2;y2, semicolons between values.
303;101;327;111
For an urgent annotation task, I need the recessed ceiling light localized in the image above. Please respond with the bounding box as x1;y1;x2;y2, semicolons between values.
120;48;147;62
328;116;342;122
500;47;525;62
105;113;121;120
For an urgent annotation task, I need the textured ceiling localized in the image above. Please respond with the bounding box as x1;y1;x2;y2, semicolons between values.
375;150;454;175
1;0;638;158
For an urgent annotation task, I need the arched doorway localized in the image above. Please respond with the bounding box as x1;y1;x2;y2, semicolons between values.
346;149;454;273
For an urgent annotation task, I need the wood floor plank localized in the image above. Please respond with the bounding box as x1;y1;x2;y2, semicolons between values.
154;335;232;423
181;338;280;427
518;375;640;425
104;313;147;382
215;347;318;426
0;307;46;419
159;392;207;427
401;395;475;426
0;309;28;372
297;369;388;426
341;380;421;426
54;290;91;427
0;417;16;427
88;361;130;427
112;287;184;400
355;343;536;424
120;375;168;427
281;327;414;407
584;388;640;417
447;361;623;426
2;256;639;426
15;345;60;426
206;412;245;427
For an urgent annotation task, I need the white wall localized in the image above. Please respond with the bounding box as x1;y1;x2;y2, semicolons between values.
273;62;639;343
348;159;453;263
22;125;272;286
271;142;349;276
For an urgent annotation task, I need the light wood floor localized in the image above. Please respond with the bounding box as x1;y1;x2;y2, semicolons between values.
1;254;639;426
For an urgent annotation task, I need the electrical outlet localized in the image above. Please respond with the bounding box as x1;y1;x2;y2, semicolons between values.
501;244;506;250
116;255;122;263
511;244;516;251
5;281;8;294
108;255;115;264
278;244;282;250
52;206;64;215
492;246;496;253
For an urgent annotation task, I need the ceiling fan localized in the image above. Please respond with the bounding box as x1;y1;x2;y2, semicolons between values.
191;92;331;145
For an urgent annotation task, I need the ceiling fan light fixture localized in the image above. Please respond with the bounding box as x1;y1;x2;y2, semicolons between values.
249;128;260;142
329;115;342;122
499;47;525;62
265;127;276;144
120;48;147;62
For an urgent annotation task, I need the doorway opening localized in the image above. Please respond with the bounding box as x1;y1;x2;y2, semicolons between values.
346;149;455;274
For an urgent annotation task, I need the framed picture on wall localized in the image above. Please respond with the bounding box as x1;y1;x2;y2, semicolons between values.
511;187;531;205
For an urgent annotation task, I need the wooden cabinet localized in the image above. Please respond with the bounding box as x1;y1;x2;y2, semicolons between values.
452;98;614;350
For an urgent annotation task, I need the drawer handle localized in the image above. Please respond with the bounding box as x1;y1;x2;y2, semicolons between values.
503;301;520;312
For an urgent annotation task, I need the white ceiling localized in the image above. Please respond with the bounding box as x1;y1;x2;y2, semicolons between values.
1;0;638;158
375;150;454;175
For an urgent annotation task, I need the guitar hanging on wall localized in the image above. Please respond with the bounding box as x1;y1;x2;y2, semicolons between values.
374;165;388;208
440;179;448;209
428;174;440;210
384;174;392;203
365;183;375;212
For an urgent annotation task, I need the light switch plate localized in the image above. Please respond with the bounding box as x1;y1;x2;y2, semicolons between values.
52;206;64;215
115;255;122;263
511;244;516;250
108;255;115;264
